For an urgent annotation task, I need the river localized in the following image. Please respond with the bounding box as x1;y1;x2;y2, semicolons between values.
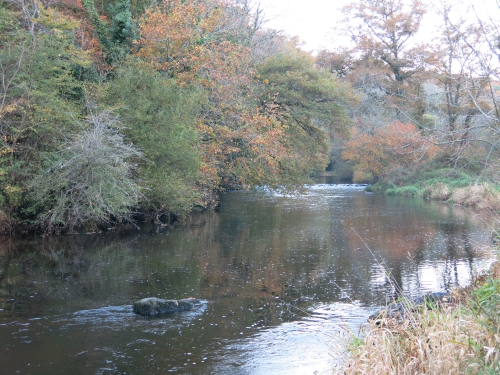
0;179;495;374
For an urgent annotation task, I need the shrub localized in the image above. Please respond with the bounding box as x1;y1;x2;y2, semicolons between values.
343;121;436;182
107;62;203;215
382;165;418;188
386;188;396;195
353;169;374;183
336;161;354;180
29;108;142;232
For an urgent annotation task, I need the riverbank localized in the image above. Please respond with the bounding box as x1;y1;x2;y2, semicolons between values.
367;168;500;210
336;260;500;374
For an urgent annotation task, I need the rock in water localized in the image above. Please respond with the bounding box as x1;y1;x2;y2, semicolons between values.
368;292;455;323
133;297;199;316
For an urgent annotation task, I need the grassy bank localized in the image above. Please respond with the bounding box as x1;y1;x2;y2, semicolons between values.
368;168;500;210
336;262;500;374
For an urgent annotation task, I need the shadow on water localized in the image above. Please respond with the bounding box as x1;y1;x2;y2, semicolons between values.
0;182;495;374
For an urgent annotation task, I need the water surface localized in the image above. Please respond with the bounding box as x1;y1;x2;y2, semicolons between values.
0;180;495;374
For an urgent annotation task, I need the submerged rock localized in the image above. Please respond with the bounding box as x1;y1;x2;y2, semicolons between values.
133;297;201;316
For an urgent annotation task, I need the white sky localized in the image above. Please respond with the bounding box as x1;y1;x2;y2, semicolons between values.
256;0;500;53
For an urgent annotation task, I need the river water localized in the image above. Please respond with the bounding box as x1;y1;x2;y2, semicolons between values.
0;179;496;374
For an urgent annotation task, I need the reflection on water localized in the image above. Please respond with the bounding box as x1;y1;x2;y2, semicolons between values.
0;181;495;374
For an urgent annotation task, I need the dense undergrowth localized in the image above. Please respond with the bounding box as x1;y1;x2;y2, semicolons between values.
336;258;500;374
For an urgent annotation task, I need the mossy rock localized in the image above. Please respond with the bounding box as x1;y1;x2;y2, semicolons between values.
133;297;201;316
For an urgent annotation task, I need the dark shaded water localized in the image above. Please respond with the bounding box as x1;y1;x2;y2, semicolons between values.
0;179;495;374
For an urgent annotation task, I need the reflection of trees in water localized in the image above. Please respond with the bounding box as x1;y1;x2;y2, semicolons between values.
399;219;488;298
198;191;492;310
439;222;476;291
0;233;143;317
336;198;434;303
1;223;219;318
0;205;326;324
195;202;335;323
0;190;493;322
336;195;491;303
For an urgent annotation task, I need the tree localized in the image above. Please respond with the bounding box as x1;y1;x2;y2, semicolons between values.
257;42;354;181
0;2;91;219
29;107;143;232
425;5;487;170
0;0;362;231
339;0;428;122
134;0;258;81
431;5;473;132
106;60;203;217
342;121;436;182
133;0;319;200
426;2;500;176
81;0;136;67
317;49;393;132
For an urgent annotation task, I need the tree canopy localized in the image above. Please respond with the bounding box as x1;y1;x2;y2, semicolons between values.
2;0;499;233
0;0;352;233
317;0;500;188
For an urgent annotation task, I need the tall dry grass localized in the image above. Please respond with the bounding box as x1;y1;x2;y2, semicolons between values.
425;182;451;201
336;268;500;375
451;183;500;210
424;182;500;210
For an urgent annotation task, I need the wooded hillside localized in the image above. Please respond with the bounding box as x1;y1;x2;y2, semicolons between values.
0;0;352;233
1;0;500;234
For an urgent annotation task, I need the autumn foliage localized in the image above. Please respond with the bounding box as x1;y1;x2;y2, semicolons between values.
0;0;352;232
343;122;436;182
